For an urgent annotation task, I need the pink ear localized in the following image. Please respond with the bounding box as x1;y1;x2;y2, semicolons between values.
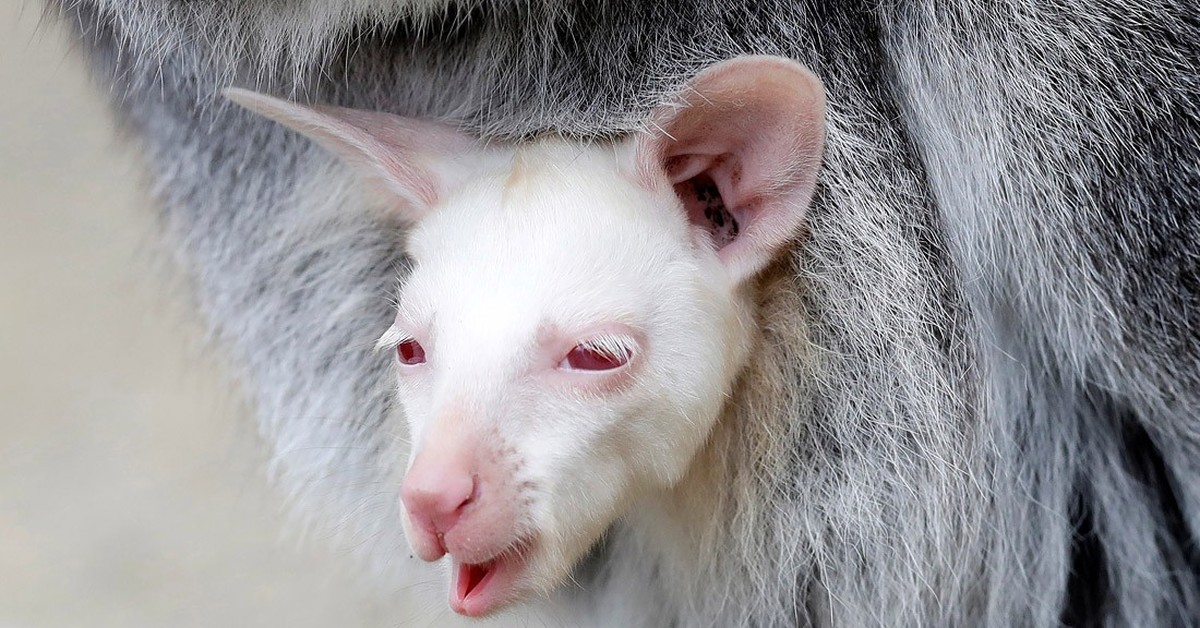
223;88;475;219
635;56;826;282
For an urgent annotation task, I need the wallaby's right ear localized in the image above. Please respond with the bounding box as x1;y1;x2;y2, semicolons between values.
631;57;826;284
224;88;476;220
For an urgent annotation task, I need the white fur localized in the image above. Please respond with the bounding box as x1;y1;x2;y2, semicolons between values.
387;138;755;609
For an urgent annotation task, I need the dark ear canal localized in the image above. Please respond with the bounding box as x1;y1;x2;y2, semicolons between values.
675;170;739;249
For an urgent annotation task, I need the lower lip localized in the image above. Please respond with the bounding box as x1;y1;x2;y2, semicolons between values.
449;552;526;617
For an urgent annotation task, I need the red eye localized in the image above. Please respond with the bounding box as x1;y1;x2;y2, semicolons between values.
561;343;632;372
397;338;426;365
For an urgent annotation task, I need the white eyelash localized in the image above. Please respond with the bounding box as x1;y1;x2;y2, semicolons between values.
374;324;411;353
577;334;637;360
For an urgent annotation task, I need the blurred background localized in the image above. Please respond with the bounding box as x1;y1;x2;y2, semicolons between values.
1;6;397;627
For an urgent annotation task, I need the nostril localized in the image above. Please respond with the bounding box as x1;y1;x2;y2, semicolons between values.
462;474;480;509
402;471;478;535
438;474;477;530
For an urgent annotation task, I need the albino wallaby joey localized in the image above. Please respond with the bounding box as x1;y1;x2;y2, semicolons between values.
226;55;826;618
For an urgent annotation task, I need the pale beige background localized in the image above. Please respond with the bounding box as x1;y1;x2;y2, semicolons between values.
0;6;403;627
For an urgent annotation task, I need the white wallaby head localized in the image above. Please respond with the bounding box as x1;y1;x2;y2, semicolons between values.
225;55;825;618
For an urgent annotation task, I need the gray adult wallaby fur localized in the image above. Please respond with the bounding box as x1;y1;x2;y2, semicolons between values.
50;1;1200;626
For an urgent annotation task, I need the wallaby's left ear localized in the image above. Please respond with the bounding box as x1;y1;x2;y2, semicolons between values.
634;56;826;283
224;88;477;222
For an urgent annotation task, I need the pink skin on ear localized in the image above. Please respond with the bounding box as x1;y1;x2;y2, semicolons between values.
223;87;475;219
634;56;827;283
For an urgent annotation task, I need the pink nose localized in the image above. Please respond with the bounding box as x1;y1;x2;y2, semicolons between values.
401;457;477;537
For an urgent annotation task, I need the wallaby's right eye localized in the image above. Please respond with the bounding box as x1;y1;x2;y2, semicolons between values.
397;338;426;366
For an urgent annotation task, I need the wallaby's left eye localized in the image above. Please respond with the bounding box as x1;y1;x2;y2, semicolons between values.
559;339;633;372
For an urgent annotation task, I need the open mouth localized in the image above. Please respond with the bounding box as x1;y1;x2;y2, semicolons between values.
449;548;529;617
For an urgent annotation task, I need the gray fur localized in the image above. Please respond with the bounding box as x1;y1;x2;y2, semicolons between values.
51;0;1200;626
